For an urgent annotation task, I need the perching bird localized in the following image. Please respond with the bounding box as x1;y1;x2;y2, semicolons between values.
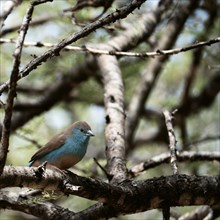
29;121;94;170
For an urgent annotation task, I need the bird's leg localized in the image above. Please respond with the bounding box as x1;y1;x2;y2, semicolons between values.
33;161;48;179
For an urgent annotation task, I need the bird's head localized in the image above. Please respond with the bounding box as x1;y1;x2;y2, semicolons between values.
72;121;94;142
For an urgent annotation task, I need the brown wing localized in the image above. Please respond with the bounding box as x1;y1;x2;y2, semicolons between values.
29;124;74;162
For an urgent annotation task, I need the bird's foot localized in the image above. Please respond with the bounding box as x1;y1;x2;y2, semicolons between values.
34;161;48;179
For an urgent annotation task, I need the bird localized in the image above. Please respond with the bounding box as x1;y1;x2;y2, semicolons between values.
29;121;94;170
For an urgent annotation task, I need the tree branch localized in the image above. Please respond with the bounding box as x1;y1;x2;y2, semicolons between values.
163;109;179;175
0;0;52;175
1;37;219;57
129;151;220;176
0;166;220;218
0;190;76;220
97;53;127;183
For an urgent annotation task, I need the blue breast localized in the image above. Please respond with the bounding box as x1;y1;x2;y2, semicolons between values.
38;135;89;164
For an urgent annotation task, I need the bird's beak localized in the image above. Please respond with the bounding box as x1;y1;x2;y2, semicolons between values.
86;130;95;137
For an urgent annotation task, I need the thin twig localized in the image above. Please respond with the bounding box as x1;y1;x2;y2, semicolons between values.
129;151;220;177
93;157;110;179
1;37;219;58
163;109;179;175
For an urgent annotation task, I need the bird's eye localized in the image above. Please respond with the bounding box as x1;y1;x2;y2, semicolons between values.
80;129;84;133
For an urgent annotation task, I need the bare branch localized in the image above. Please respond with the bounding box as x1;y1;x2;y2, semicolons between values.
0;0;52;175
163;110;179;175
0;166;220;219
0;190;76;220
1;37;219;57
97;53;127;183
129;151;220;176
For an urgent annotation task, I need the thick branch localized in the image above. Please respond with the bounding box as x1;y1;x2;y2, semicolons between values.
97;53;127;183
0;166;220;218
0;191;75;220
